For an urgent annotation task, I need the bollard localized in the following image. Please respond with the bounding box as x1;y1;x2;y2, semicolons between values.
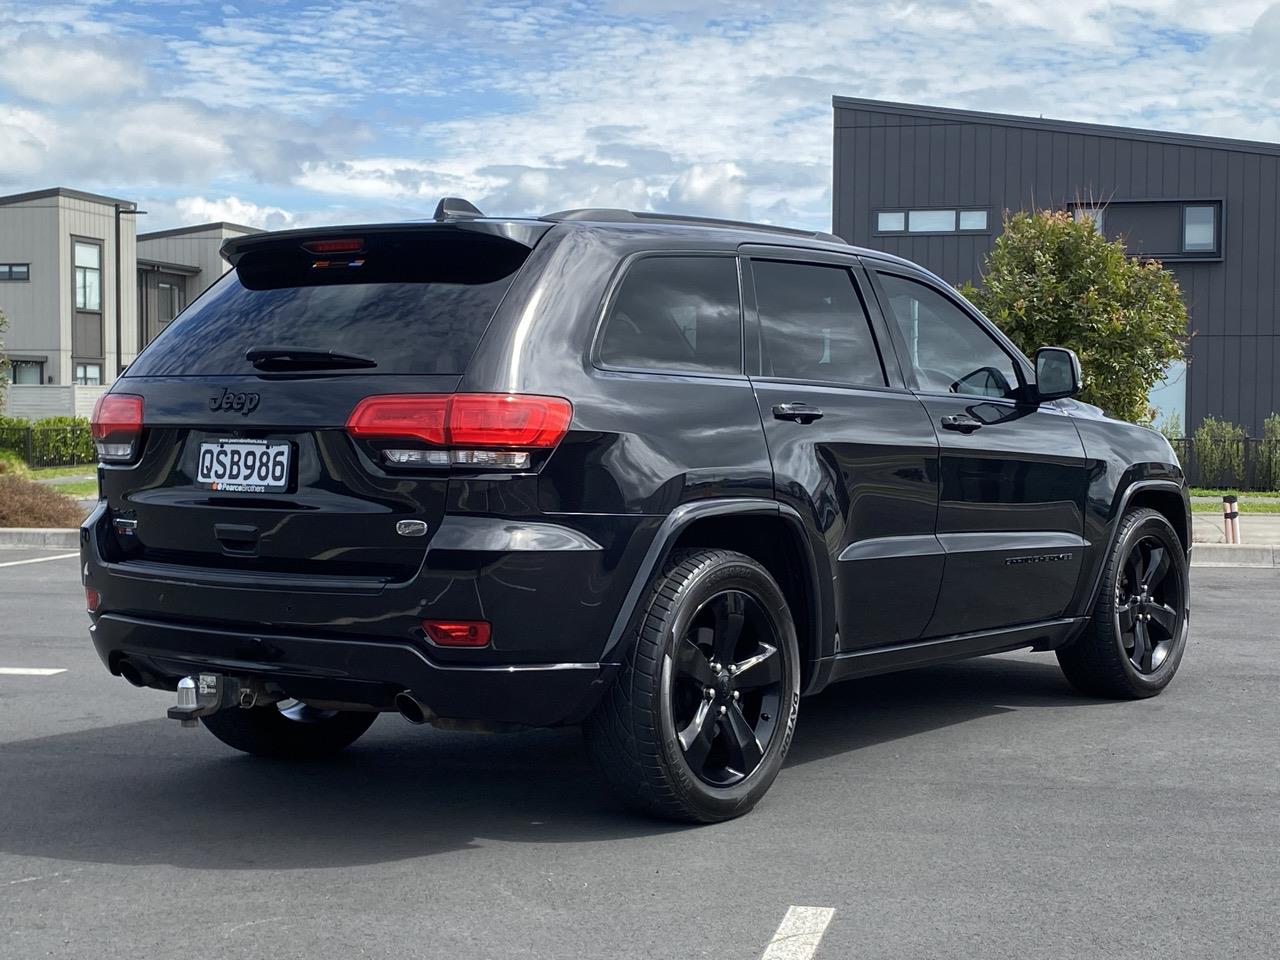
1222;495;1240;544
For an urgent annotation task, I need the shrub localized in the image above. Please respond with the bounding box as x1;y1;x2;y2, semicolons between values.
959;209;1188;423
1260;413;1280;492
1193;416;1246;488
0;415;96;466
0;450;31;477
0;475;84;528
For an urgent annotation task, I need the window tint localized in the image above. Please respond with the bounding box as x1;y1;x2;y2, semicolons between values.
127;232;526;377
877;273;1020;399
599;256;742;374
752;260;885;387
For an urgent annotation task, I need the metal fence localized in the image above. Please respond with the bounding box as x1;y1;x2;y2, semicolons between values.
1;422;1276;489
1169;438;1280;491
0;425;97;468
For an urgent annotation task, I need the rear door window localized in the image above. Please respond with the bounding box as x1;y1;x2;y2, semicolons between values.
597;255;742;375
126;231;528;377
751;260;887;387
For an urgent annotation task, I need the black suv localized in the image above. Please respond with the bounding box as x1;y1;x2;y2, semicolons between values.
83;200;1191;822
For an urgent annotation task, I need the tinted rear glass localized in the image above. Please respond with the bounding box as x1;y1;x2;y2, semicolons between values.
598;256;742;374
126;231;528;377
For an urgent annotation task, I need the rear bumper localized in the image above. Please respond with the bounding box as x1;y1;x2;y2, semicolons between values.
80;501;647;726
91;612;617;726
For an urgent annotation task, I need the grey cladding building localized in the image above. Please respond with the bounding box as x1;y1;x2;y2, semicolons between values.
832;96;1280;435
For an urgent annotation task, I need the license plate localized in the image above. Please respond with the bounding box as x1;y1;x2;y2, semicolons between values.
196;439;290;493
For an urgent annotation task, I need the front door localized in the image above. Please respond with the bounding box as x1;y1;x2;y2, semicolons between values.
744;251;942;651
868;267;1090;637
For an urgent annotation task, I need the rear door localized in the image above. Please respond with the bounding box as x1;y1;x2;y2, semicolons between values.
866;266;1089;637
743;248;942;650
104;225;541;583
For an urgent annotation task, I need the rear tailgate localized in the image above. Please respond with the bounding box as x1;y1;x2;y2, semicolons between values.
101;222;545;583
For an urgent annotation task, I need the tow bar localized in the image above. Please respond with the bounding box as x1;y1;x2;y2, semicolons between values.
167;673;272;727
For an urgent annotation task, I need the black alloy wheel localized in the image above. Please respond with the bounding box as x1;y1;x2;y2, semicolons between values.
669;590;785;787
1057;507;1189;699
1116;535;1184;674
585;548;800;823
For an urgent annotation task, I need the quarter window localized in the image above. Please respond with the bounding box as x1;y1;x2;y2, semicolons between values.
74;241;101;311
598;256;742;375
751;260;886;387
877;273;1021;400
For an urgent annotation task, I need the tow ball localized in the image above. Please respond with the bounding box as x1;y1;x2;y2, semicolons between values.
167;674;270;727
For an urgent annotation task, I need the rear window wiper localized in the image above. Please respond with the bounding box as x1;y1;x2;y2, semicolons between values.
246;346;378;370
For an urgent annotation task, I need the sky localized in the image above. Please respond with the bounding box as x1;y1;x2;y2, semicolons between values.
1;0;1278;233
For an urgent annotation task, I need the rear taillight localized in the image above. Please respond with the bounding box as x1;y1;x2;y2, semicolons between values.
91;394;144;463
347;394;572;470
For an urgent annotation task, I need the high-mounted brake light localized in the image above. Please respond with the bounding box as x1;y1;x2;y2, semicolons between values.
302;238;364;254
91;394;144;463
346;394;572;469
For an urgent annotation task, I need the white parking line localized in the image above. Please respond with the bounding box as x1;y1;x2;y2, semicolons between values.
761;906;836;960
0;552;79;568
0;668;67;676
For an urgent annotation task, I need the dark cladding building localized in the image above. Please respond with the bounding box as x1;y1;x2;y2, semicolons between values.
832;96;1280;434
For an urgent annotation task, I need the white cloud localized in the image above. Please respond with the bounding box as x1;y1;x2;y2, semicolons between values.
0;35;144;104
1;0;1279;232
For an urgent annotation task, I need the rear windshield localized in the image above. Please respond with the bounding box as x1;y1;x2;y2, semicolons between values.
126;231;528;377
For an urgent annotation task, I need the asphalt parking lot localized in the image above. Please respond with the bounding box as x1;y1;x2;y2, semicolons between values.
1;546;1277;959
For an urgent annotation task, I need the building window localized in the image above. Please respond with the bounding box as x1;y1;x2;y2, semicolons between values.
10;360;44;384
158;282;183;326
0;263;30;281
1183;205;1217;253
877;211;906;232
1073;208;1105;232
908;210;957;233
74;363;102;386
876;210;990;234
74;241;102;311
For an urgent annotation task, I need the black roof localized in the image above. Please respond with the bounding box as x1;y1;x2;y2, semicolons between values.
833;96;1280;159
0;186;137;208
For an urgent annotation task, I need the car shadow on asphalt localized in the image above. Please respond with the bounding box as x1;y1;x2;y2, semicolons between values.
0;654;1098;871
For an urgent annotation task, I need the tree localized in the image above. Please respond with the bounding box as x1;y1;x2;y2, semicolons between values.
0;306;9;412
959;209;1188;424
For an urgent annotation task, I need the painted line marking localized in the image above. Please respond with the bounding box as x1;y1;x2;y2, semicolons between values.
0;552;79;568
761;906;836;960
0;668;67;676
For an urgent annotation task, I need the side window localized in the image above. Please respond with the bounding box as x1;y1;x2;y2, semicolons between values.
751;260;886;387
598;256;742;374
876;273;1021;399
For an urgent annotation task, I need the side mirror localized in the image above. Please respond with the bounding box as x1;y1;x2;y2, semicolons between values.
1033;347;1082;402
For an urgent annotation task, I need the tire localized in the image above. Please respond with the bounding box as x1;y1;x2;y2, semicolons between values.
1057;507;1190;699
585;548;801;823
201;701;378;759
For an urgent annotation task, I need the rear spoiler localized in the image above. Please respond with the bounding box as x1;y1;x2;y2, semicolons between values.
220;219;553;267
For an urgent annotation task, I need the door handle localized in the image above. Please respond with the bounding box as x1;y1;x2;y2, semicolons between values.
772;402;824;424
940;414;983;434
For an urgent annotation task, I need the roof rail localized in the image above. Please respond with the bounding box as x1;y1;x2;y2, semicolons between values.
541;208;846;245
